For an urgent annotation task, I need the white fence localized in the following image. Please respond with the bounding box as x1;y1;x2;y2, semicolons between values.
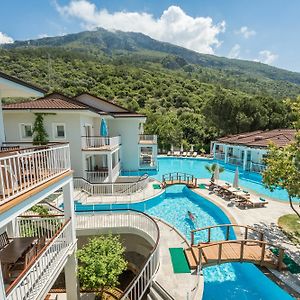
81;136;121;149
139;135;157;144
0;144;71;205
85;171;109;183
76;211;160;300
73;175;149;196
6;219;73;300
250;162;266;173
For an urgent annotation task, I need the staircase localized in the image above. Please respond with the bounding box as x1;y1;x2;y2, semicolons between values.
147;281;175;300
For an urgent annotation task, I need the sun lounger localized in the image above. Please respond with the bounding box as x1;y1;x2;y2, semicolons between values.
174;151;180;157
187;152;192;157
167;151;172;156
192;152;198;157
248;196;268;207
182;152;187;157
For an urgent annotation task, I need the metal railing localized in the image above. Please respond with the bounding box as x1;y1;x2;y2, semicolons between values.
0;144;71;205
214;152;225;160
76;210;160;300
85;170;109;183
139;158;156;168
139;135;157;144
6;218;73;300
73;175;149;196
81;136;121;150
250;162;265;173
227;156;243;166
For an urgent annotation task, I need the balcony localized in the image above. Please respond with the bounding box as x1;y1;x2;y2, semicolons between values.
81;136;121;151
139;157;157;169
2;216;74;300
215;152;225;161
227;156;243;166
85;170;109;183
139;135;157;144
0;143;71;206
251;162;266;173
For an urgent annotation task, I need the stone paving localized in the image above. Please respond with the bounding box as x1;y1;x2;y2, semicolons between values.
154;218;204;300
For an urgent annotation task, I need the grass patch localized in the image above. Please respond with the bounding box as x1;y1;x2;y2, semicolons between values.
278;214;300;245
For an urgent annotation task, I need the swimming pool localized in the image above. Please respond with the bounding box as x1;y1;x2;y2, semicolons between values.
123;156;295;202
75;185;294;300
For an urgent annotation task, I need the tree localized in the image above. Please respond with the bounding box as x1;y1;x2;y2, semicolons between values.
77;235;127;298
263;97;300;218
32;113;49;145
205;163;225;182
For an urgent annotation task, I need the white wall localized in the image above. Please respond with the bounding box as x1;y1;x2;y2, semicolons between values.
108;118;142;171
3;111;85;177
0;95;5;145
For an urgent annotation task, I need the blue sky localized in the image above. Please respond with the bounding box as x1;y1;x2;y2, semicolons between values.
0;0;299;72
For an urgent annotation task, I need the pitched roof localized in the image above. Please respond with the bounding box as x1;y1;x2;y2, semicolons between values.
0;71;47;94
3;92;145;118
3;93;89;110
216;129;296;148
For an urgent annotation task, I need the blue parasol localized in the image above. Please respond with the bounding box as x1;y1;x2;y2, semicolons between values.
100;119;108;137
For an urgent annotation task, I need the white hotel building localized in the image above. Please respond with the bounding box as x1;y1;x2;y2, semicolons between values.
211;129;296;172
2;92;158;183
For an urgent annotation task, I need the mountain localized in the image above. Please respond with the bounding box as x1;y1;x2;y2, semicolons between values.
0;28;297;150
5;27;300;86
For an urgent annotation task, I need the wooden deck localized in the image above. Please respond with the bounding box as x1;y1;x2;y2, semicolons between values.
185;240;283;270
185;224;285;271
162;172;198;188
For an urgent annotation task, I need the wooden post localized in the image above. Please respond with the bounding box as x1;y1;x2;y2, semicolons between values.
277;248;284;271
208;228;211;243
191;231;194;246
260;242;266;266
218;243;222;264
240;240;245;261
199;248;203;270
259;232;264;241
245;227;248;240
226;226;230;240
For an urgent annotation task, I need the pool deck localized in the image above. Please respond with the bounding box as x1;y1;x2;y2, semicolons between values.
194;178;300;296
154;218;204;299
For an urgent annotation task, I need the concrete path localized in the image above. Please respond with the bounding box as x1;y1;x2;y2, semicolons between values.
154;218;204;300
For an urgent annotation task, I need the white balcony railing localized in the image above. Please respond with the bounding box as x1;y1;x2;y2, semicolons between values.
0;144;71;205
74;174;149;196
139;157;156;169
214;152;225;160
76;210;160;300
85;171;109;183
251;162;266;173
139;135;157;144
81;136;121;150
227;156;243;166
6;218;73;300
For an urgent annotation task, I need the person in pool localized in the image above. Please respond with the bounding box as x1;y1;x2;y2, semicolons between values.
188;210;196;222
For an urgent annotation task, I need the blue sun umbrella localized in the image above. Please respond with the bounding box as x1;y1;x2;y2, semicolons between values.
100;119;108;137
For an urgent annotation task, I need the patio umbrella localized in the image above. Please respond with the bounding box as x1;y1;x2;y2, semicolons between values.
180;144;184;152
100;119;108;137
233;167;239;188
214;164;220;182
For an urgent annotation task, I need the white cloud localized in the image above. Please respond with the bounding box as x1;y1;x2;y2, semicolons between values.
0;32;13;44
38;34;50;38
255;50;278;65
228;44;241;59
235;26;256;39
55;0;225;54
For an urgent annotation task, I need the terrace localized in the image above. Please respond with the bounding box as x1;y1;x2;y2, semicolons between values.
139;134;157;144
0;143;71;206
81;136;121;151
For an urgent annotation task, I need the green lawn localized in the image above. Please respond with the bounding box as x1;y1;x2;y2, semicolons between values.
278;214;300;244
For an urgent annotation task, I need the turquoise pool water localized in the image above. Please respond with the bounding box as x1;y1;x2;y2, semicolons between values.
75;185;294;300
123;156;296;202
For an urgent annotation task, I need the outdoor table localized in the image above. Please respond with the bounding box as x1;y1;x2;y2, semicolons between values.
0;237;36;281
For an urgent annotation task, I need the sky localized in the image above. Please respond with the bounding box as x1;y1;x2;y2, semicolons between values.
0;0;299;72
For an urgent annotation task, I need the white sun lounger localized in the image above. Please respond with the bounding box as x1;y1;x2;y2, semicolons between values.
192;152;198;157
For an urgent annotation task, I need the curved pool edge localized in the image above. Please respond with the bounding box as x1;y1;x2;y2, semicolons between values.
187;186;298;299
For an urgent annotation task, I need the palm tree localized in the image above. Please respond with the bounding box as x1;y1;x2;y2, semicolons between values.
205;163;225;182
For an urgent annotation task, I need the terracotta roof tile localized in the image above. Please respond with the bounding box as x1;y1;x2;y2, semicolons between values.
216;129;296;148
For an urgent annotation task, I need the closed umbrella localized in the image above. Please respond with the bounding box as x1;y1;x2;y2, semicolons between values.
214;164;220;183
171;144;174;152
100;119;108;137
190;145;194;152
233;167;239;188
180;144;184;153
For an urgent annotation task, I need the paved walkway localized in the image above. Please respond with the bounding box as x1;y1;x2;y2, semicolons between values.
194;178;300;295
154;218;204;299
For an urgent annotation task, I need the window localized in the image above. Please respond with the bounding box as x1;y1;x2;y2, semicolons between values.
53;123;66;139
20;124;33;139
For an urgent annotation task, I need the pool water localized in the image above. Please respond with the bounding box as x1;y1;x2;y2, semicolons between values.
75;185;294;300
123;157;296;202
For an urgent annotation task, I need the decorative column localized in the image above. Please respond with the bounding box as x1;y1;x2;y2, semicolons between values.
107;153;113;182
224;145;228;164
63;181;79;300
212;142;216;158
243;149;248;171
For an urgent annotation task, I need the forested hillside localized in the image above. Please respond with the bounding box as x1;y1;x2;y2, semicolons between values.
0;28;299;151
